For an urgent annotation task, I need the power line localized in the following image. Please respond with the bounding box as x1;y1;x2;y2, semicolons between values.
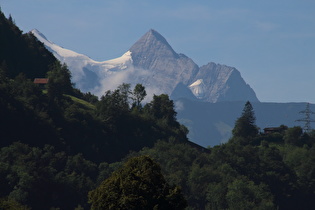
296;103;315;133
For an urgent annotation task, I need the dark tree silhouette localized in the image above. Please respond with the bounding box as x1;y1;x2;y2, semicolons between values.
88;156;187;210
232;101;258;139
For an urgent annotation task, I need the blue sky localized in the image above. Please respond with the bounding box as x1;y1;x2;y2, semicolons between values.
1;0;315;103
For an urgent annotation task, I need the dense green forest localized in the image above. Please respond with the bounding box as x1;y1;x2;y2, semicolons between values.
1;10;315;209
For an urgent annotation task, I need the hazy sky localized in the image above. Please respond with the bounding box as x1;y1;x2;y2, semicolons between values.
1;0;314;103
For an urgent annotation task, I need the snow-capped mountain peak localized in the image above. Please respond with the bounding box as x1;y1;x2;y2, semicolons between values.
32;29;259;103
31;29;134;95
31;29;89;59
31;29;49;43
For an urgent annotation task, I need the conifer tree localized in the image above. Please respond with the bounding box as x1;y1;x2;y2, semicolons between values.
232;101;258;139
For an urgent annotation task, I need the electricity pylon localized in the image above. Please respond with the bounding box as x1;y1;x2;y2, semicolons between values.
296;103;315;133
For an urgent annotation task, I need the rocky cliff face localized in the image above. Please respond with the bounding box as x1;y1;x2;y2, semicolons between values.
191;62;258;102
32;29;259;103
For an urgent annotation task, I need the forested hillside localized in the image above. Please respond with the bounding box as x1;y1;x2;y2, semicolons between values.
0;10;189;209
0;38;188;209
1;10;315;210
0;10;56;79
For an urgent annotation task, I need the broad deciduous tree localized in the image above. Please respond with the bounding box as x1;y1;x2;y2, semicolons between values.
88;156;187;210
132;83;146;108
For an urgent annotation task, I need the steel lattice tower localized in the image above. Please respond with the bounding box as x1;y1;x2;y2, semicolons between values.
296;103;315;133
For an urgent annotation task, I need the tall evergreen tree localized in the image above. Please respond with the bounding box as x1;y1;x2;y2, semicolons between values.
232;101;258;139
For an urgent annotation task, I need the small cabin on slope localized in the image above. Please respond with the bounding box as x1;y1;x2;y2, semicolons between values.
263;127;285;134
33;78;49;89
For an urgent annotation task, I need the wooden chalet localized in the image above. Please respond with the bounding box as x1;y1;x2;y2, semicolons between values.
33;78;49;89
263;127;284;134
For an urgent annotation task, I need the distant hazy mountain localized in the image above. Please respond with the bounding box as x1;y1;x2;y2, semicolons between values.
175;100;315;147
31;29;259;103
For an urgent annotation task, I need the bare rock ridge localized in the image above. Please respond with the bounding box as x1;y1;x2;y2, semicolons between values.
31;29;259;103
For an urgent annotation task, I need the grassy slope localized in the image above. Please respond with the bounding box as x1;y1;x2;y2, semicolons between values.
65;94;96;110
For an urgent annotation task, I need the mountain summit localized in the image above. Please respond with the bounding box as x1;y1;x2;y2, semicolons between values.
32;29;259;102
129;29;178;68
